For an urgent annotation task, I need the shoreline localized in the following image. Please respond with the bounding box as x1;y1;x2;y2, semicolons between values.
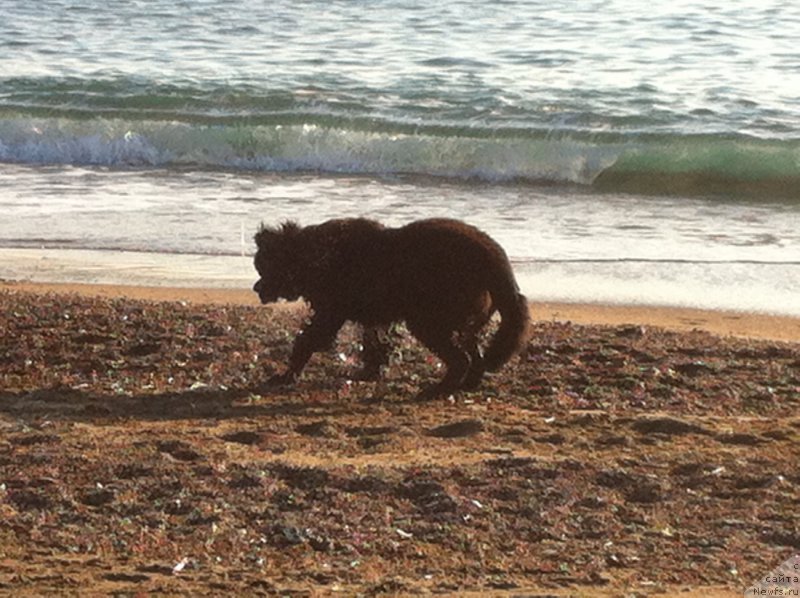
3;280;798;343
3;247;799;319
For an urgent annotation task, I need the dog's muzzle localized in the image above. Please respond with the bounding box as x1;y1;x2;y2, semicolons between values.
253;279;268;304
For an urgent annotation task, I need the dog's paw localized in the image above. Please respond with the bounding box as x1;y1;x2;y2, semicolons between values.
264;371;297;388
350;366;382;382
413;383;456;402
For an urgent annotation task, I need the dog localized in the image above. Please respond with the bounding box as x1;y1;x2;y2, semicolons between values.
253;217;530;398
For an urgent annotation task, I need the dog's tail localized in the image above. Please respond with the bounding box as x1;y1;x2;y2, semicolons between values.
483;265;531;372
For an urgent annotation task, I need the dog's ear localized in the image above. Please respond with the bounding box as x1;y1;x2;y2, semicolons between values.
280;220;301;236
254;223;276;251
255;221;301;251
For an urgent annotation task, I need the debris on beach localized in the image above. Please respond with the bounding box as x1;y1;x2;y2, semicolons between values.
0;288;798;595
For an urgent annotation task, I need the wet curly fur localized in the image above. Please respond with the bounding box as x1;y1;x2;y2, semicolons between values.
253;217;531;398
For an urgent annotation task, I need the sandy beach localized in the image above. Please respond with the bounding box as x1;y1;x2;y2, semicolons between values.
1;279;798;596
5;0;800;594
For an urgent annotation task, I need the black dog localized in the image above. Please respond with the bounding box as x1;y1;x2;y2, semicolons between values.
253;218;530;397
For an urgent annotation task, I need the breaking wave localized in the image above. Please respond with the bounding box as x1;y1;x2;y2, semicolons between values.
1;76;798;199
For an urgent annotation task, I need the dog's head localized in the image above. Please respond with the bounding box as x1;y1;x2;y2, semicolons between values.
253;221;303;304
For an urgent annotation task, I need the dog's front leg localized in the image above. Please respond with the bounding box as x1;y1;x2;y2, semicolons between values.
352;324;392;381
267;312;344;387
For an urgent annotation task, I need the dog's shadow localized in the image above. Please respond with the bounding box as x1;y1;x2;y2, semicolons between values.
0;383;383;424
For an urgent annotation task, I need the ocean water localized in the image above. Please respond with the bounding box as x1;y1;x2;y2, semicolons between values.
1;0;799;314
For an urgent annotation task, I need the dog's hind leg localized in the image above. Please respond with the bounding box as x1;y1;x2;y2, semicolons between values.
458;292;493;390
407;321;471;399
460;335;486;391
